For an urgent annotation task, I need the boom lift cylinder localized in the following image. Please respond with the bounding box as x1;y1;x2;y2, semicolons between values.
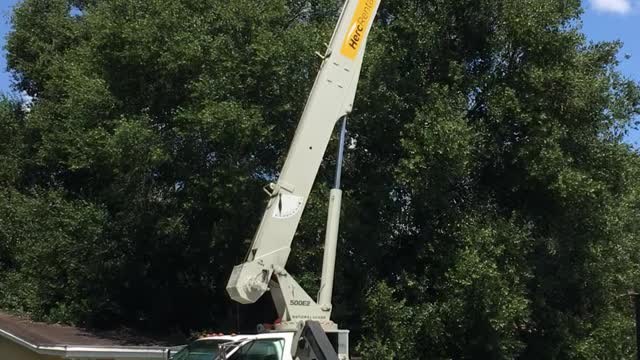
318;118;348;310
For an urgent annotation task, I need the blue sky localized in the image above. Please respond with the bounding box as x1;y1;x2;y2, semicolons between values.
1;0;639;143
0;0;16;98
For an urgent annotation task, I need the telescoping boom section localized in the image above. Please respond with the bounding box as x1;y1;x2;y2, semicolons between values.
226;0;381;332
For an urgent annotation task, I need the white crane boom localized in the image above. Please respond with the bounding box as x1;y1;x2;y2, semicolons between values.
226;0;381;332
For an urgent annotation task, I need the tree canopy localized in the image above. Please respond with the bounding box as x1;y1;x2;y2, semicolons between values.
1;0;640;358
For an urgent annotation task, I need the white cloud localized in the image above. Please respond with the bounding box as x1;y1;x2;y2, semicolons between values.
20;91;33;112
591;0;633;14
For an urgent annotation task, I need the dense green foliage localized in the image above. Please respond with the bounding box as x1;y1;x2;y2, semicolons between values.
1;0;640;358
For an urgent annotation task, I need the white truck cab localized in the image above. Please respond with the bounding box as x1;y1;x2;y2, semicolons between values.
171;333;296;360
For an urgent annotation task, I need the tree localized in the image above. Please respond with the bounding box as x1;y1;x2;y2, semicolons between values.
349;0;640;358
2;0;639;358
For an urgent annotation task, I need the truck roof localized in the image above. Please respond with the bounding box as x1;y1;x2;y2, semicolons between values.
197;331;295;342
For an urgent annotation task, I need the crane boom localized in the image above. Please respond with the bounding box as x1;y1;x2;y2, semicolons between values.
226;0;381;331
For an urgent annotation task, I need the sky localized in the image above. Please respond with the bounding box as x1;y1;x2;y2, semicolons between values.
0;0;16;98
0;0;639;142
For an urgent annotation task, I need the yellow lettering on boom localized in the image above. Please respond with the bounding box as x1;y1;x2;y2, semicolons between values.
340;0;379;60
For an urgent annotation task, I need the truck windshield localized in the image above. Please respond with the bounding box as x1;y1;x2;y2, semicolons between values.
171;339;228;360
226;339;285;360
